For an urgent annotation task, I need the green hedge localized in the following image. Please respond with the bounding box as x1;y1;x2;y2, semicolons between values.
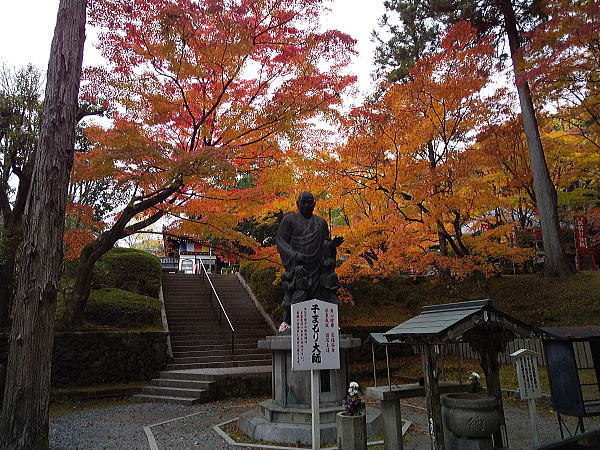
93;247;162;298
85;288;162;328
239;262;284;322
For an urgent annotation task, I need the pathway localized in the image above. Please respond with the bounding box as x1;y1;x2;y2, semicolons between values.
49;396;600;449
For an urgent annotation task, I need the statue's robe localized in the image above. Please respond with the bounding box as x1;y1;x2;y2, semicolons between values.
276;212;330;306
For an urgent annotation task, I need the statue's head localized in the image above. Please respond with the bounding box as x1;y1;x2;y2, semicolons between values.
297;191;315;218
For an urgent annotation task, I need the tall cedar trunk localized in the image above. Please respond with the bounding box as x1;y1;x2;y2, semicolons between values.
498;0;574;278
0;231;19;329
60;230;125;328
0;172;32;329
0;1;86;448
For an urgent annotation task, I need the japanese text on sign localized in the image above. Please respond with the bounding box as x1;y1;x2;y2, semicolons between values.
291;299;340;371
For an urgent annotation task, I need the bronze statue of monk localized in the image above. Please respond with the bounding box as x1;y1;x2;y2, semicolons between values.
276;191;343;328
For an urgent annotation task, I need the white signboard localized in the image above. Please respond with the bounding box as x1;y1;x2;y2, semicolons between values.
511;349;542;400
291;299;340;371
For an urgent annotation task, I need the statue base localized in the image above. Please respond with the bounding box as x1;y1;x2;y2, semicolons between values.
237;334;382;445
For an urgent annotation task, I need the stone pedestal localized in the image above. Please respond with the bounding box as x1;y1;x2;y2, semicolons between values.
238;334;382;445
337;412;367;450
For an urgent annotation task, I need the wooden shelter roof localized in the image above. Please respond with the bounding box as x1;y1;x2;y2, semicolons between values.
542;326;600;341
384;298;542;344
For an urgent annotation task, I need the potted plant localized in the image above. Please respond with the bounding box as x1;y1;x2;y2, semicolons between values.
336;381;367;450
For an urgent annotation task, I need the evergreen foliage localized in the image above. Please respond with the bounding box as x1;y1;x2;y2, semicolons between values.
92;247;162;298
85;288;162;328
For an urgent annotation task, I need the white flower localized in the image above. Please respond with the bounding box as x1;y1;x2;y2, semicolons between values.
349;382;359;389
470;372;480;379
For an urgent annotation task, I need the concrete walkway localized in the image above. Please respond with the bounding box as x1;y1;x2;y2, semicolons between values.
49;395;600;449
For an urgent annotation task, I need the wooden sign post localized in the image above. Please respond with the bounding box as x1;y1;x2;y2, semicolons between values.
292;300;340;450
510;349;542;446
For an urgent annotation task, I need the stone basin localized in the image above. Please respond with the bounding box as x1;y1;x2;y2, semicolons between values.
441;393;499;438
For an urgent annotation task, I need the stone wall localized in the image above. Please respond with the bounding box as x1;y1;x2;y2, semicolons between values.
0;331;168;387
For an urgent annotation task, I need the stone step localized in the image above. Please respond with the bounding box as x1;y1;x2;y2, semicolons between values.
169;331;268;338
151;378;214;389
165;307;214;312
172;353;270;364
158;366;271;382
142;385;210;398
133;394;204;405
159;371;219;382
169;339;264;347
171;349;233;358
169;338;267;346
168;326;271;333
167;324;226;330
171;342;262;352
167;359;271;370
166;316;222;321
169;340;264;348
165;298;212;302
172;349;269;358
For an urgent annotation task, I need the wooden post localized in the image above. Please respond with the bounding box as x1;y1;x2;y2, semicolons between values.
421;344;445;450
528;398;540;446
372;343;377;387
480;346;509;448
386;345;391;390
311;369;321;450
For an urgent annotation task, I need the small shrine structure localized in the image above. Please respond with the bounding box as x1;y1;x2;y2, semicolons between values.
383;299;542;449
541;326;600;438
161;232;218;273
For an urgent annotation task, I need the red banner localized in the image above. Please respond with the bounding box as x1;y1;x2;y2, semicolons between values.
574;215;588;249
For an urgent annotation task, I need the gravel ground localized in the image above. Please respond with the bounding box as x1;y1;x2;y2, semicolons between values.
50;398;256;449
50;396;600;449
396;397;600;450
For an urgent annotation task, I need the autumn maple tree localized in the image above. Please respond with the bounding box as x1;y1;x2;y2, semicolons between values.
294;23;533;290
59;0;356;327
374;0;577;278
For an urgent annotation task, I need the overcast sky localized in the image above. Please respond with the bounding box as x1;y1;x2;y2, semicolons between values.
0;0;386;100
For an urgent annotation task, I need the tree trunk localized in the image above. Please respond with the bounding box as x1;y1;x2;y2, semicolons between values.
498;0;574;278
479;347;509;448
60;190;176;329
0;1;86;448
60;229;126;329
0;231;19;330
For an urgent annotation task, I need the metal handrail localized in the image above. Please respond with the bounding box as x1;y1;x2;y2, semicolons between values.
196;263;235;356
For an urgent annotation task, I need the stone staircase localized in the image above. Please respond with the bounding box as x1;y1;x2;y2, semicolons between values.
134;272;274;404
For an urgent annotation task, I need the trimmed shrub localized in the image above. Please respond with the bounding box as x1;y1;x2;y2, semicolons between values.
85;288;162;328
93;247;162;298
